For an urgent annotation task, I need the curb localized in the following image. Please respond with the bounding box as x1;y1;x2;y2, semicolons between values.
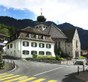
7;63;17;73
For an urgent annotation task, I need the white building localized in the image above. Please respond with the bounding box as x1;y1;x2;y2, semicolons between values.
6;27;55;58
5;14;81;59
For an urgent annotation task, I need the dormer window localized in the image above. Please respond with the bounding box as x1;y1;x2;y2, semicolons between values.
38;35;43;39
31;34;36;38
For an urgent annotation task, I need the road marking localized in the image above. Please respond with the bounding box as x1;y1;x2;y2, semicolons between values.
0;74;14;79
4;76;28;82
33;78;45;82
0;74;20;81
0;73;57;82
0;73;7;75
48;80;57;82
34;67;63;76
18;77;36;82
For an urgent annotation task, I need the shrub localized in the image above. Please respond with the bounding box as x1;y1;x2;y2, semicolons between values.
32;54;37;59
55;55;60;60
60;57;65;61
36;55;55;60
79;56;86;59
55;55;65;61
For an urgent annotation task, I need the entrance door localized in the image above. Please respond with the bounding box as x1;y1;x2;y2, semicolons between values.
75;51;79;59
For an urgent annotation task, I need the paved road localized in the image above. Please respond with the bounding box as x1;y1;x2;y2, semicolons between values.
2;59;85;82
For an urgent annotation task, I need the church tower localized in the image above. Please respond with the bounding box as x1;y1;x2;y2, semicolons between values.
35;9;47;31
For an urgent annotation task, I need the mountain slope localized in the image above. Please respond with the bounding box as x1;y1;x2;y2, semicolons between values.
0;16;36;29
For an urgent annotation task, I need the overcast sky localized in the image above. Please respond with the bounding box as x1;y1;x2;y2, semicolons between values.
0;0;88;30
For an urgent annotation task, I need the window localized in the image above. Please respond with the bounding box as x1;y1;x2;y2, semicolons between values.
68;44;70;47
46;51;52;55
31;42;37;47
23;50;29;55
43;26;45;28
38;35;43;39
36;26;38;28
31;51;37;55
31;34;36;38
39;43;44;48
7;45;9;49
39;26;41;28
39;51;44;55
76;40;78;48
14;42;16;48
10;44;13;48
23;41;29;46
46;44;51;48
58;41;60;48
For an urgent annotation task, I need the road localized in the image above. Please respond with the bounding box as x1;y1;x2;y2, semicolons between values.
1;59;85;82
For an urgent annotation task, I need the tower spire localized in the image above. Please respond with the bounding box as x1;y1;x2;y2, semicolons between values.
41;8;42;16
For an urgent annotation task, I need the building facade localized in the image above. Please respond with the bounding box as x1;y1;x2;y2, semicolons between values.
6;27;55;58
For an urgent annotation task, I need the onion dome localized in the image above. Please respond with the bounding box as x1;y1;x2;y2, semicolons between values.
37;15;46;22
37;8;46;22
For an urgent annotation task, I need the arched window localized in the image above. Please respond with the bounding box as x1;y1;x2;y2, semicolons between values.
76;40;78;48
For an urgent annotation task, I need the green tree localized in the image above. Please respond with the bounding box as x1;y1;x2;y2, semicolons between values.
0;24;18;36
